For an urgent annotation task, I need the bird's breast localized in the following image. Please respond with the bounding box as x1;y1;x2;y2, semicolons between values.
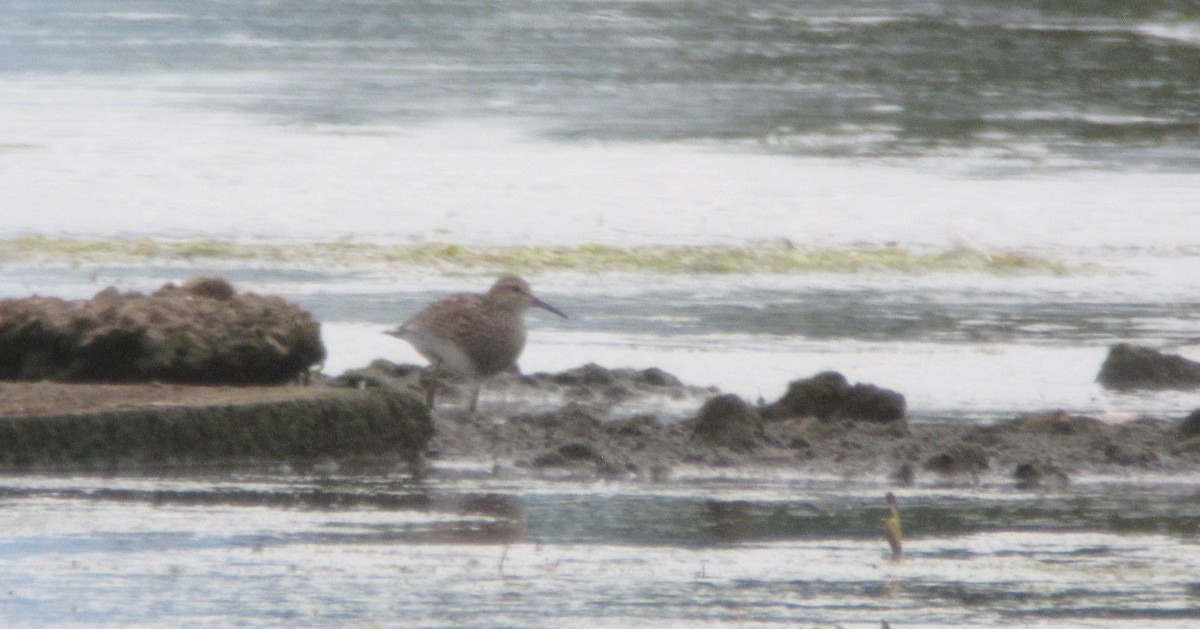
462;322;526;378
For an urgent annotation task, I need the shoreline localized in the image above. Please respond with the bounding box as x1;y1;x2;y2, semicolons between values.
0;361;1197;483
351;361;1200;487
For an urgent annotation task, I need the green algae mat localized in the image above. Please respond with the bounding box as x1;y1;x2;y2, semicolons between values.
0;382;431;472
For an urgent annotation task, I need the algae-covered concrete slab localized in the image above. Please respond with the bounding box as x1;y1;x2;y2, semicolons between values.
0;382;432;471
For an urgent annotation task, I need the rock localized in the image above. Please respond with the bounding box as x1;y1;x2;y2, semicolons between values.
529;442;621;476
1102;443;1159;467
557;442;601;462
762;371;905;423
338;360;426;392
923;444;989;476
1013;462;1070;490
545;363;618;386
539;363;680;386
180;276;237;301
605;414;660;437
761;419;814;453
529;451;569;468
691;393;765;451
1097;343;1200;390
634;367;684;388
0;278;324;385
533;363;686;391
1174;435;1200;456
648;465;671;482
1015;410;1102;434
514;363;697;408
1179;409;1200;440
512;404;602;435
889;462;916;486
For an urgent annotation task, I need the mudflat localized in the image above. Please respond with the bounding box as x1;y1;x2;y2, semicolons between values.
3;362;1199;485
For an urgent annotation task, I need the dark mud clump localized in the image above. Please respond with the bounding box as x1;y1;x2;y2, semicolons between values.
922;443;990;477
691;394;766;452
1173;410;1200;456
0;277;325;385
5;358;1192;481
1013;462;1070;490
381;363;1200;484
761;371;905;423
517;362;704;408
1097;343;1200;390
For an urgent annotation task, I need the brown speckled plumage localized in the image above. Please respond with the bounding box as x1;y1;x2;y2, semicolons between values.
386;276;566;412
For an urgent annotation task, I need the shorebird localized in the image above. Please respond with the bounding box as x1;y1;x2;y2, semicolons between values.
882;492;903;560
385;275;567;413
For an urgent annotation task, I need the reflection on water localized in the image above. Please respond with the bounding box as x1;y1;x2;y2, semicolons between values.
0;470;1198;627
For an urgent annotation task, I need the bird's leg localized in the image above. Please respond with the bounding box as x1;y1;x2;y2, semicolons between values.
467;381;482;415
425;361;440;409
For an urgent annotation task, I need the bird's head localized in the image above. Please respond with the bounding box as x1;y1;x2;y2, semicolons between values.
488;275;568;318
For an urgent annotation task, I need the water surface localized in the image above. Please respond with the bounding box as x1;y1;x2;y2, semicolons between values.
3;0;1200;625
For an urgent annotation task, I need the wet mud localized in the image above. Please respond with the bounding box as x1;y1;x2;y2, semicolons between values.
350;360;1200;488
2;359;1198;484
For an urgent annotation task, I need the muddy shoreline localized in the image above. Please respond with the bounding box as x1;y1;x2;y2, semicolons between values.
1;361;1198;483
5;279;1197;482
345;361;1200;488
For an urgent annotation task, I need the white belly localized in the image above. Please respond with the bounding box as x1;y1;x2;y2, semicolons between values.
397;328;477;379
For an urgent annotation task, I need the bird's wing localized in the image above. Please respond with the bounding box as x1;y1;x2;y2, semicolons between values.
401;294;487;343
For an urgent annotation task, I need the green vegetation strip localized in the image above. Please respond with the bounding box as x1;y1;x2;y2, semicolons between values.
0;236;1073;274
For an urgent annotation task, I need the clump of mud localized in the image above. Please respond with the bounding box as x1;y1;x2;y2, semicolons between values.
0;277;324;384
1097;343;1200;390
358;363;1200;486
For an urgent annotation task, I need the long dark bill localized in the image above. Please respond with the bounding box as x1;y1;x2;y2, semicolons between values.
532;297;568;319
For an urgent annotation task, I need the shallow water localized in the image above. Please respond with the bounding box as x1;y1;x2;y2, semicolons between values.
1;471;1199;627
3;0;1200;625
8;259;1200;420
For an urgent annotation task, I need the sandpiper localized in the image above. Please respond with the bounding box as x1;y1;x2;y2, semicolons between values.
385;275;567;413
